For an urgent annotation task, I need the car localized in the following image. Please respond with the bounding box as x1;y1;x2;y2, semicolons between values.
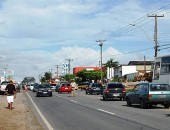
103;82;126;101
55;84;60;92
58;83;72;93
33;83;39;92
78;81;90;90
29;84;34;91
50;83;57;91
0;81;10;94
86;83;103;95
125;82;170;109
36;84;52;97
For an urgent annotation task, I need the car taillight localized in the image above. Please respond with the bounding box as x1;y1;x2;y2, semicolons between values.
105;89;110;93
122;88;126;93
148;94;152;98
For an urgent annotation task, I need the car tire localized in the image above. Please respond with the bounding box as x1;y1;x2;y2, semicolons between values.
103;96;108;101
140;99;148;109
120;98;122;101
126;98;132;107
164;104;170;109
36;93;39;97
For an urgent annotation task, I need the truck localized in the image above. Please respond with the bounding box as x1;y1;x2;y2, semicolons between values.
152;55;170;85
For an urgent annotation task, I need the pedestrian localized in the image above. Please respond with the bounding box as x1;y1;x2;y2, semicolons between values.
5;80;16;110
71;80;76;97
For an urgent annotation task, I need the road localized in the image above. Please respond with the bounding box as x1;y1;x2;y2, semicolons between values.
27;90;170;130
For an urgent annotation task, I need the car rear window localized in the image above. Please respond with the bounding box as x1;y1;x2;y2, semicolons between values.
150;84;170;91
62;84;70;87
107;83;124;89
92;84;102;88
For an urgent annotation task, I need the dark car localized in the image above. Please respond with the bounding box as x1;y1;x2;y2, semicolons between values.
33;83;39;92
103;82;126;101
55;84;60;92
125;82;170;109
86;83;103;95
36;84;52;97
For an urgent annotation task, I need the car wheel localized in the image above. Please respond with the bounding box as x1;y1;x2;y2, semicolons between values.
50;94;53;97
103;96;108;101
164;104;170;109
140;99;148;109
36;93;39;97
126;98;132;107
120;98;122;101
86;91;88;94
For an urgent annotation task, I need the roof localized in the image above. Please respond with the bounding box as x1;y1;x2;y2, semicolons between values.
128;61;153;65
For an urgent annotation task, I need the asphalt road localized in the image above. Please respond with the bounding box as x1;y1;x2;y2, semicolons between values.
27;90;170;130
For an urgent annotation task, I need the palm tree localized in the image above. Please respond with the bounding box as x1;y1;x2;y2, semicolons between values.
104;58;119;68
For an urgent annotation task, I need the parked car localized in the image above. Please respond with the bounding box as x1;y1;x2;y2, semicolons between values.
78;81;90;90
86;83;103;95
125;82;170;109
36;84;52;97
103;82;126;101
58;83;72;93
55;84;60;92
0;81;10;94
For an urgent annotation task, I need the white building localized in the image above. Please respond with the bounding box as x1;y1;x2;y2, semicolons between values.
107;61;153;80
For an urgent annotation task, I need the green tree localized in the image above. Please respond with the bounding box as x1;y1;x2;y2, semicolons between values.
104;58;119;68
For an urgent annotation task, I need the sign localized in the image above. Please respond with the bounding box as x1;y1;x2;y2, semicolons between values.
4;70;14;76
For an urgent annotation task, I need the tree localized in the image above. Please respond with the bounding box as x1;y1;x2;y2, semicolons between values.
104;58;119;68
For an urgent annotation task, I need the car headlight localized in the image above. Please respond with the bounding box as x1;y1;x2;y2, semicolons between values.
48;89;52;91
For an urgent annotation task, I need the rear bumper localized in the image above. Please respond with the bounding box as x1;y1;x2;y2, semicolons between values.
37;91;52;96
105;93;126;98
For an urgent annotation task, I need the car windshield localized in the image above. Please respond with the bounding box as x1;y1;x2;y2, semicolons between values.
92;84;102;88
108;83;124;89
150;84;170;91
1;82;10;85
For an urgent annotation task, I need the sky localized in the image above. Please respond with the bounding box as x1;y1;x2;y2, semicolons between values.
0;0;170;82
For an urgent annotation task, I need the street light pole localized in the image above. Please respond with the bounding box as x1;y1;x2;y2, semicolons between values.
96;40;106;84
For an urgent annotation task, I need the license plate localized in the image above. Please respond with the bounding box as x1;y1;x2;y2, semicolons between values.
113;94;119;96
43;92;47;94
159;95;166;98
65;88;68;89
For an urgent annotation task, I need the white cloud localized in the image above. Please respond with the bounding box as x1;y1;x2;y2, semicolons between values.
0;0;169;81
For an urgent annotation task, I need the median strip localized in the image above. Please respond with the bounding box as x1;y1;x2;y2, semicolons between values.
97;109;115;115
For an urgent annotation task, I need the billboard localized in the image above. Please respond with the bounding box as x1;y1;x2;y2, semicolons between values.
4;70;14;76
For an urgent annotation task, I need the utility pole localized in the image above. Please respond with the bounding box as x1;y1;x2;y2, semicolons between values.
96;39;106;84
55;65;60;78
144;55;146;74
65;59;73;81
49;69;53;79
148;14;164;57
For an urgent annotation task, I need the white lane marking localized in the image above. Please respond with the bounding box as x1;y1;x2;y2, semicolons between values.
57;95;61;97
97;109;115;115
26;93;54;130
70;100;77;103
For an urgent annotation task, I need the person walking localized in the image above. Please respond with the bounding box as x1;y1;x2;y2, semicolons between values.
71;80;76;97
5;80;16;110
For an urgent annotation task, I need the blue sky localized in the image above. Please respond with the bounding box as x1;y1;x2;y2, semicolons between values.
0;0;170;82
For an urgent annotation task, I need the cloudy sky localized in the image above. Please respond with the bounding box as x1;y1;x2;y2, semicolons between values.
0;0;170;82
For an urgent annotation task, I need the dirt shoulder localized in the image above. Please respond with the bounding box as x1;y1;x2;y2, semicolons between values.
0;91;44;130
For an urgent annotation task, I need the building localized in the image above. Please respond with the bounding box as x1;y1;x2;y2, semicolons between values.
73;67;100;75
107;61;153;80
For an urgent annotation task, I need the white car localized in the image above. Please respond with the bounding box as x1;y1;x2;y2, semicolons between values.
0;81;10;94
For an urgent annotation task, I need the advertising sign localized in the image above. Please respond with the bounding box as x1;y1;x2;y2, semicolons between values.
4;70;14;76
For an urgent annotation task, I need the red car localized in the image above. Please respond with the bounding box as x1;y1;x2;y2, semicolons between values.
58;83;72;93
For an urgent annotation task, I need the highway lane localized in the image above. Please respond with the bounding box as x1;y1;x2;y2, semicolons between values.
27;90;170;130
